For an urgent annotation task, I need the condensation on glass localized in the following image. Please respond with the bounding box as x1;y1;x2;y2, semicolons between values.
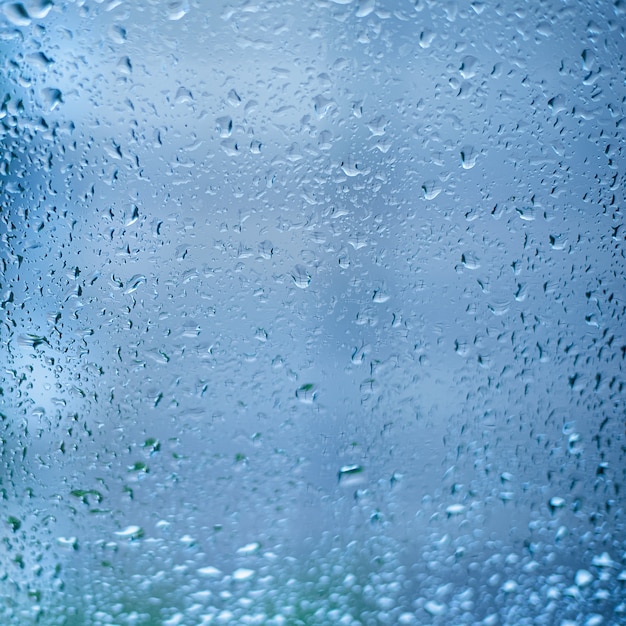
0;0;624;624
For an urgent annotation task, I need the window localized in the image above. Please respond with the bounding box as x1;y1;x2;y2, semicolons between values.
1;1;624;624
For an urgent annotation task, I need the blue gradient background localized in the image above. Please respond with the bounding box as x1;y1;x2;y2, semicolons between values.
0;0;624;624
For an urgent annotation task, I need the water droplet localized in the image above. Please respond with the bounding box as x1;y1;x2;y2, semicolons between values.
258;240;273;259
28;0;53;18
216;116;233;138
591;553;614;568
556;525;568;541
419;30;436;48
17;333;49;349
445;504;466;516
291;265;311;289
124;274;146;294
549;496;566;513
236;542;261;556
575;569;593;587
70;489;103;505
313;95;335;119
367;115;387;136
114;525;143;540
356;0;375;18
174;86;193;104
351;344;369;364
296;383;317;404
27;52;54;69
198;566;222;578
142;438;160;455
536;21;552;37
116;56;132;75
254;328;268;342
459;56;478;79
227;89;242;106
341;156;367;177
548;94;567;113
348;233;367;250
166;0;189;20
460;145;478;169
422;180;441;200
460;252;480;270
338;464;365;486
2;3;30;26
109;24;127;44
233;567;255;581
567;432;583;455
424;601;446;616
57;536;78;550
41;88;63;111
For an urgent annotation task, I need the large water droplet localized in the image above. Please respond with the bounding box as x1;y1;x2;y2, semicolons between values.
41;88;63;111
2;3;30;26
291;265;311;289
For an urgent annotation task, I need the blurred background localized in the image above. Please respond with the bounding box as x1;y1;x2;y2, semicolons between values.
0;0;624;624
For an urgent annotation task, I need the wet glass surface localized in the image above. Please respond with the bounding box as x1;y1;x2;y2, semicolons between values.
1;0;625;624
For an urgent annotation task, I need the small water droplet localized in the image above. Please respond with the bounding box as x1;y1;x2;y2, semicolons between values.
57;536;79;550
568;432;583;455
459;56;478;79
258;240;273;259
575;569;593;588
227;88;242;106
233;567;255;581
313;94;335;119
341;156;367;177
109;24;127;44
198;566;222;578
419;29;436;48
175;86;193;104
367;115;387;136
166;0;189;20
351;344;369;364
424;601;446;616
338;464;365;486
114;525;144;540
236;541;261;556
216;116;232;138
124;274;146;294
422;180;441;200
296;383;317;404
460;145;478;169
446;504;466;516
549;496;566;513
348;233;367;250
460;252;480;270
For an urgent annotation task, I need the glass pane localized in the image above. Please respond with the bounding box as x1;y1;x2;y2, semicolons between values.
1;0;624;624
